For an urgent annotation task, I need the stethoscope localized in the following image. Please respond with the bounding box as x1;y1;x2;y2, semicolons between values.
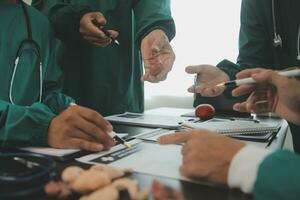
272;0;300;60
9;0;43;105
0;153;56;199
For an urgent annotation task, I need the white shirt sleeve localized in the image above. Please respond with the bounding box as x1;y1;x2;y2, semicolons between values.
227;145;273;194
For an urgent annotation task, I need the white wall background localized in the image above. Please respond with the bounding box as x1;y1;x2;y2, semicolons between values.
145;0;241;109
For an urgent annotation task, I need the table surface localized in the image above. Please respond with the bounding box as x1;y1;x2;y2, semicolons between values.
3;107;289;200
145;107;288;150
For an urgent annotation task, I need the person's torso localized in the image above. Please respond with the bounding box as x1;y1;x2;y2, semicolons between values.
59;0;144;116
0;3;52;106
258;0;300;69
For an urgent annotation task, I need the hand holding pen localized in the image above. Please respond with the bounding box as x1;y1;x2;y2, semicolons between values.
79;12;119;47
69;103;131;149
231;68;300;125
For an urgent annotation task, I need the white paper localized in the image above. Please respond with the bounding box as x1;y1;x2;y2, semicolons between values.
105;112;194;129
21;133;129;157
134;129;176;142
76;140;194;182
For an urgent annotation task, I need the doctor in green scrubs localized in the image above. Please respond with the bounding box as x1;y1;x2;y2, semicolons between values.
187;0;300;152
32;0;176;116
159;69;300;200
0;0;114;151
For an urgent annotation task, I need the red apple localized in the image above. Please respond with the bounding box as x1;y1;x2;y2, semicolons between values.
195;104;215;120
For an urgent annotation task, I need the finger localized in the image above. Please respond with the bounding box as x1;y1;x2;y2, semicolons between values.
158;132;191;144
141;69;151;81
181;143;190;156
232;84;256;97
151;65;170;82
179;165;191;178
185;65;207;75
74;106;112;131
252;70;290;87
92;12;107;26
148;64;163;77
83;35;111;43
71;116;113;147
145;75;161;83
70;128;100;143
201;86;224;97
266;87;277;111
81;23;107;38
154;53;175;81
193;84;208;94
44;182;66;197
106;30;119;38
233;102;249;113
187;84;196;93
68;138;104;151
246;93;260;112
84;36;111;47
194;85;221;97
233;92;260;113
71;106;114;147
235;68;265;79
253;100;270;113
90;42;110;47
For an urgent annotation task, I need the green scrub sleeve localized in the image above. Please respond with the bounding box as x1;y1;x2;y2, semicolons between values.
33;0;93;47
254;150;300;200
42;35;75;114
0;101;55;147
216;60;246;100
133;0;176;45
217;59;242;81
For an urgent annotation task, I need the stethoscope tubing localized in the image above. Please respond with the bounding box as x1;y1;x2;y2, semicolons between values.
9;1;43;105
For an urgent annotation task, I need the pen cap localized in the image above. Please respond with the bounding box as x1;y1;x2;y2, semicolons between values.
108;131;117;138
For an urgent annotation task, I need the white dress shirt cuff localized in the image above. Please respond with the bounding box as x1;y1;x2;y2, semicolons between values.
227;145;273;193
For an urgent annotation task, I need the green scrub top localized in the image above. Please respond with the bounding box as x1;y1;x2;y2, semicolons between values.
32;0;176;116
255;150;300;200
0;2;73;147
196;0;300;152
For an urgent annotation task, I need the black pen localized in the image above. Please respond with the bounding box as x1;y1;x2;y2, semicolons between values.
108;131;131;148
266;132;278;148
91;19;120;45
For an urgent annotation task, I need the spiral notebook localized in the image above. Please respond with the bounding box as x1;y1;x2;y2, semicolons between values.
182;119;282;137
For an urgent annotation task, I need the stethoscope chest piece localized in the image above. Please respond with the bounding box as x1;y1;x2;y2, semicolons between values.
273;34;282;47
